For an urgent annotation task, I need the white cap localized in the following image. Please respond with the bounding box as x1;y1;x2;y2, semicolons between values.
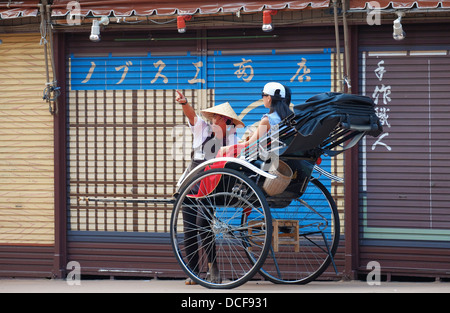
262;82;286;98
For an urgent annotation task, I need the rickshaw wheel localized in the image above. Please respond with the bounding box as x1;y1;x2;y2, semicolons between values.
259;177;340;284
170;168;272;289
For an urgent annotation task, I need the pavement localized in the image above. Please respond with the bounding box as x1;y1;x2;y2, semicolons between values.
1;278;449;293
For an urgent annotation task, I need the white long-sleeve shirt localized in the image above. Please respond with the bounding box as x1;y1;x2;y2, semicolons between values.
189;116;238;160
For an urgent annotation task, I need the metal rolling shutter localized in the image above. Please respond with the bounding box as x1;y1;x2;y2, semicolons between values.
207;49;335;131
359;48;450;275
65;30;344;276
0;33;54;277
208;49;346;278
0;33;54;246
67;47;340;237
207;48;344;221
67;69;208;235
66;50;211;275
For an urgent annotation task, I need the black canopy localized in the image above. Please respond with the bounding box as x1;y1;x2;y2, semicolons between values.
278;92;383;158
293;92;382;137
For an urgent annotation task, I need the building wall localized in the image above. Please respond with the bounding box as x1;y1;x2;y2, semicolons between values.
1;21;449;281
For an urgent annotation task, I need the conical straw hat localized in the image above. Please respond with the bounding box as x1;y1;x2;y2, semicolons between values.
201;102;245;128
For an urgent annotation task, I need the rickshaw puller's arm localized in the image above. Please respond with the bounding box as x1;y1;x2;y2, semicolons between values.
176;90;197;126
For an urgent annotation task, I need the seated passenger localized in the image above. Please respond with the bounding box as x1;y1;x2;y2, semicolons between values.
219;82;293;157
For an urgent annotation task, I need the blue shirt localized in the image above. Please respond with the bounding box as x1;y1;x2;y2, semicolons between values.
263;112;281;127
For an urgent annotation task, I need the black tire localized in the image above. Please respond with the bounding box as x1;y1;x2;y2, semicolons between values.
170;168;272;289
259;178;340;284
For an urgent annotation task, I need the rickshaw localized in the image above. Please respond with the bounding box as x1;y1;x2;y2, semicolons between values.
170;92;383;289
81;92;382;289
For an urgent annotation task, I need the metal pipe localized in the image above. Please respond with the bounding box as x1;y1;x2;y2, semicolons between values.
346;8;450;14
333;0;343;92
114;35;278;42
0;3;38;8
79;197;175;204
342;0;352;93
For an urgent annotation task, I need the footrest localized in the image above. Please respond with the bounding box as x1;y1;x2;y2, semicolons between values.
273;220;300;252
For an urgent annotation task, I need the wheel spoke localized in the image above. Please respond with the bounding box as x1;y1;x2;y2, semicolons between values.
259;178;340;284
170;168;272;289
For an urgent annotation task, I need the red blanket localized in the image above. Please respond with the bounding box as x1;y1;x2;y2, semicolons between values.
187;144;244;198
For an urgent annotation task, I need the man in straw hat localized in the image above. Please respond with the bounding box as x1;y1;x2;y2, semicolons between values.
175;90;244;170
175;90;244;285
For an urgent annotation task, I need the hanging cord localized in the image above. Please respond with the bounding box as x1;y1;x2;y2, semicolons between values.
39;3;59;115
43;83;61;112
